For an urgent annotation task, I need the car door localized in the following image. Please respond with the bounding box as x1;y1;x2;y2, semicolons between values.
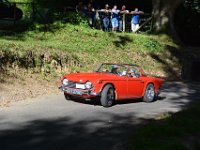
112;65;129;100
127;76;144;98
113;75;128;100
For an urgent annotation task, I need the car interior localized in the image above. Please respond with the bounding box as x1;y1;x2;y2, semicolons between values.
98;64;140;78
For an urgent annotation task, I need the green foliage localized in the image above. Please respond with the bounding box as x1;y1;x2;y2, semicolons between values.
10;0;33;19
143;38;162;52
125;34;163;53
129;104;200;150
185;0;200;12
9;0;91;27
0;22;177;77
64;12;90;27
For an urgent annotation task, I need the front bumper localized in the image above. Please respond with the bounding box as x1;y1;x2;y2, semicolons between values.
58;86;100;98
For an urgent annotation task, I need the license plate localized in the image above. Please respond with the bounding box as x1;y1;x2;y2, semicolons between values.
76;83;85;89
66;88;82;95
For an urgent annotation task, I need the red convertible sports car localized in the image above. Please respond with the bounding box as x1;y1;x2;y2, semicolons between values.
59;63;163;107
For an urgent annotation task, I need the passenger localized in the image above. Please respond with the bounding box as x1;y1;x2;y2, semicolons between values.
128;68;137;78
111;5;120;31
131;8;144;33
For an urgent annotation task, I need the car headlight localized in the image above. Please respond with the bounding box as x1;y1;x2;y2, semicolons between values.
62;78;69;86
85;81;93;89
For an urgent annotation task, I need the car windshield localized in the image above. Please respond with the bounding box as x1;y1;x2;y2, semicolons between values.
97;64;128;76
96;63;142;77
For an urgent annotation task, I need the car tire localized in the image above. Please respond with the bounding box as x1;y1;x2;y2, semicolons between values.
100;84;115;107
64;93;72;101
143;83;155;103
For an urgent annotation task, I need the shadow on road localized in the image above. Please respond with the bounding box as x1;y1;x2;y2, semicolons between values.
70;97;142;107
161;82;200;109
0;82;200;150
0;113;149;150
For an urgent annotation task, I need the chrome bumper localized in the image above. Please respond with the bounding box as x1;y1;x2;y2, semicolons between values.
58;86;100;97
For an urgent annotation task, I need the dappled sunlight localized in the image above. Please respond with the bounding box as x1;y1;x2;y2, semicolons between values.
149;45;182;80
0;113;147;150
160;82;200;109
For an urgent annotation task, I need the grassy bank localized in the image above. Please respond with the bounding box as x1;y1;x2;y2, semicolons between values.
0;23;181;79
129;102;200;150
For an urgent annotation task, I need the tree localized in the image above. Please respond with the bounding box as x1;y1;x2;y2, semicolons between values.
152;0;184;31
152;0;184;42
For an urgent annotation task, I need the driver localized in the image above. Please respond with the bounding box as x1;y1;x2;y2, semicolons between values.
111;65;119;74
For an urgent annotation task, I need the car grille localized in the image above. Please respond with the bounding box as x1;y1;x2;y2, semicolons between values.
67;81;77;88
65;81;86;90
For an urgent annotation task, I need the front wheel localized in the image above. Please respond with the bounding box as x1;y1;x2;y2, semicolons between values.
100;84;115;107
143;84;155;103
64;93;72;101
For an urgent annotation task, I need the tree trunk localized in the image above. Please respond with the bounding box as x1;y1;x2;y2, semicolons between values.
152;0;184;41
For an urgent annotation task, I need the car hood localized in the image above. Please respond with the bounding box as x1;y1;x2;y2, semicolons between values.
63;72;123;83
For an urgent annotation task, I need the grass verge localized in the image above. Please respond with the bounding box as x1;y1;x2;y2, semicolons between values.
0;22;181;78
129;103;200;150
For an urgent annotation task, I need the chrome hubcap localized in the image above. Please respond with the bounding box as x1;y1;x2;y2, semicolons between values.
146;86;155;101
107;88;114;105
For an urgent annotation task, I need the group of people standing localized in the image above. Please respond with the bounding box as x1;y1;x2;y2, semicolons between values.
76;2;144;33
100;4;144;33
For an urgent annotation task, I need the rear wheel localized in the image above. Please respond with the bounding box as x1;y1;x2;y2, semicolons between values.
143;84;155;103
100;84;115;107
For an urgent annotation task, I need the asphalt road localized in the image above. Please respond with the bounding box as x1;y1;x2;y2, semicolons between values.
0;82;200;150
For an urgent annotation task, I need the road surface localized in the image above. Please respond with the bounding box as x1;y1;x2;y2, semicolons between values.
0;82;199;150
